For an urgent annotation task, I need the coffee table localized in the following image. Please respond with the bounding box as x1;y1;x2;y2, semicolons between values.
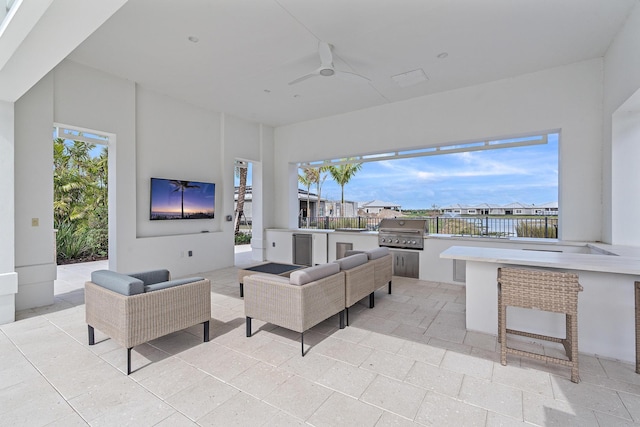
237;262;304;297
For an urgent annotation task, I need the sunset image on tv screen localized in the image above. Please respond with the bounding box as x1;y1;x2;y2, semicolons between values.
150;178;215;220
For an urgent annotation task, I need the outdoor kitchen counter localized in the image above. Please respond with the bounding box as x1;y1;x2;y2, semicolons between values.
440;245;640;363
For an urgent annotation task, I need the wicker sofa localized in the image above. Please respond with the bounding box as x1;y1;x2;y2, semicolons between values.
85;269;211;374
243;262;346;356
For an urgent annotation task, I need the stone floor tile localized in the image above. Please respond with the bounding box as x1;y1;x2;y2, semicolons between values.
491;362;554;397
550;375;631;419
263;375;333;420
396;340;445;366
458;376;523;420
309;393;383;426
374;411;418;426
69;375;175;426
313;336;374;366
359;331;407;353
441;350;494;380
139;360;208;399
414;390;487;426
227;361;294;399
197;391;280;426
360;375;426;419
404;361;464;397
316;359;377;398
522;391;599;426
164;375;240;421
360;349;416;380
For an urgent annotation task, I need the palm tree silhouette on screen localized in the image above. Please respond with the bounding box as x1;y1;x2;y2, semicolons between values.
169;180;200;219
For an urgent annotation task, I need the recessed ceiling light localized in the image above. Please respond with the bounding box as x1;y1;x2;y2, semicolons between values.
264;89;271;93
437;52;448;59
293;94;301;98
391;69;428;88
187;36;199;43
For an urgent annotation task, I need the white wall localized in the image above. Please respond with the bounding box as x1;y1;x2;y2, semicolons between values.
13;60;271;310
0;100;17;323
275;60;604;242
14;74;56;310
604;4;640;245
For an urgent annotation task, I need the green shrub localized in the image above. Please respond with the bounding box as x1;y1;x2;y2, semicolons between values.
56;222;94;262
235;232;252;245
516;221;558;238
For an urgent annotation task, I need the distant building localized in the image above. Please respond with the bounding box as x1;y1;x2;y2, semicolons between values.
359;200;402;215
235;186;359;220
441;202;558;216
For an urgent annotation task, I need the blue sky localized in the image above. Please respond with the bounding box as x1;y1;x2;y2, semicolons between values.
241;134;559;210
308;134;558;209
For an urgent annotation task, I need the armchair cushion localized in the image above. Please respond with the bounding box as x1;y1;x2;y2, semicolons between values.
366;247;390;260
290;262;340;285
333;253;368;271
144;277;205;293
129;269;171;285
90;270;144;296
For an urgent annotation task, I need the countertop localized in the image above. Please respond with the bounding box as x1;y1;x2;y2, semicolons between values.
440;245;640;276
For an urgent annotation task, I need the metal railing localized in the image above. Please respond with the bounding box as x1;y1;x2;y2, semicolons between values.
299;216;559;239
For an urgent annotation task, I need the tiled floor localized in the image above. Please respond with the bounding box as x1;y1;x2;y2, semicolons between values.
3;252;640;426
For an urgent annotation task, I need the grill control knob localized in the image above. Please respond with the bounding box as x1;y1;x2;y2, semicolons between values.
402;240;407;244
394;239;399;243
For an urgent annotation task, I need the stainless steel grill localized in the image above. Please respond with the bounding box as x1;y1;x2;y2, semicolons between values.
378;218;427;250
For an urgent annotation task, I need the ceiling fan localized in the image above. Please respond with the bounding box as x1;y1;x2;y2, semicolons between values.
288;41;370;86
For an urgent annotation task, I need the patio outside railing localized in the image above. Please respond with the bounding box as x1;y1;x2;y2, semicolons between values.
299;215;559;239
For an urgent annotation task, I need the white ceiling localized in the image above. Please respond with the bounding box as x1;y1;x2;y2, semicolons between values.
11;0;640;127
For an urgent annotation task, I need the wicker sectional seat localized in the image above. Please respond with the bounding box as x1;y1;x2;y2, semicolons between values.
85;269;211;374
243;262;346;356
345;247;393;295
333;253;375;325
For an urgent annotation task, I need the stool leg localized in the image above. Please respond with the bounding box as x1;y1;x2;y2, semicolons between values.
569;313;580;383
500;300;507;366
497;284;502;344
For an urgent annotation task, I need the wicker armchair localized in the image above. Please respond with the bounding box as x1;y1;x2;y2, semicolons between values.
85;269;211;374
244;263;346;356
367;247;393;295
334;253;375;325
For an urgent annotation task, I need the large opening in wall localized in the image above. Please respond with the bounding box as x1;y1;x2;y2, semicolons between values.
234;159;253;265
53;125;111;264
297;131;559;239
612;88;640;245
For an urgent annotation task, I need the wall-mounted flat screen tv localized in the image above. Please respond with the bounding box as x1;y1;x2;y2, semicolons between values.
150;178;215;220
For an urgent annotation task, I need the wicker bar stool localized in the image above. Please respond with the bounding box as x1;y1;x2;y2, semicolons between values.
498;267;583;383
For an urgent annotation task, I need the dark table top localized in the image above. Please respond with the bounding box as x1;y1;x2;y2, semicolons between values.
242;262;303;275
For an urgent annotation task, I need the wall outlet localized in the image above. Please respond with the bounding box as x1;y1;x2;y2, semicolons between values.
188;250;193;257
31;218;39;227
272;242;276;247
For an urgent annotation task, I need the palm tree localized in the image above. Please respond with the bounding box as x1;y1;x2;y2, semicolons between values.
328;161;362;217
298;168;313;225
234;161;248;235
169;180;200;219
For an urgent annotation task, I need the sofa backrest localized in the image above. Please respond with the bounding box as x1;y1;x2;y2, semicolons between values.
290;262;340;286
333;253;368;271
366;247;390;260
91;270;144;296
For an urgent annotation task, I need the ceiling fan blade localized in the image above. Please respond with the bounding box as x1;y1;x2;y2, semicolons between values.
288;71;320;85
318;41;333;67
334;70;371;83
